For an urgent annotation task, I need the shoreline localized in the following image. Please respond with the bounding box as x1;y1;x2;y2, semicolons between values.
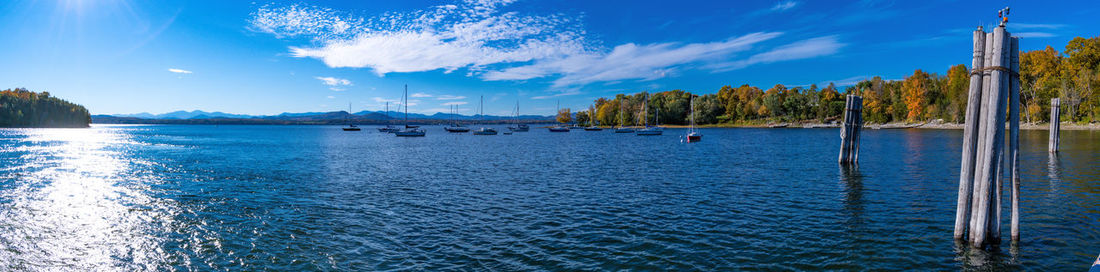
639;122;1100;130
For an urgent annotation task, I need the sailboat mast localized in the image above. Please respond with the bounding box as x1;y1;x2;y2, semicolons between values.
690;95;695;132
404;84;408;126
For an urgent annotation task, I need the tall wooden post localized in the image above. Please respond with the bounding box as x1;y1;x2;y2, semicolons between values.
1009;37;1021;242
839;95;862;165
1049;98;1061;153
839;96;852;164
955;27;986;240
970;26;1009;248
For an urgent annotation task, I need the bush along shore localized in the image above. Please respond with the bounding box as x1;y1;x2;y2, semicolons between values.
1;88;90;128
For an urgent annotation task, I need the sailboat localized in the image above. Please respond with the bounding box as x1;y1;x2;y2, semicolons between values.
394;85;426;137
584;105;602;131
444;104;470;133
636;93;663;136
342;103;361;131
507;101;529;132
614;101;634;133
686;95;702;142
548;100;569;132
473;96;498;135
378;101;400;133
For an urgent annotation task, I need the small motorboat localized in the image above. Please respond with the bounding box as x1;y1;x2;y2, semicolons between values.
636;126;663;136
343;125;361;131
548;126;570;132
444;125;470;133
378;125;399;133
473;127;498;135
395;128;426;137
584;126;602;131
614;127;634;133
508;124;530;132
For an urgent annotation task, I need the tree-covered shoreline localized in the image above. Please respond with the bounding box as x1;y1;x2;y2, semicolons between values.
570;36;1099;127
1;88;90;128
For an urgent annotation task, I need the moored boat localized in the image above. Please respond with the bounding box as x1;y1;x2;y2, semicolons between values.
395;85;426;137
636;93;663;136
685;95;702;142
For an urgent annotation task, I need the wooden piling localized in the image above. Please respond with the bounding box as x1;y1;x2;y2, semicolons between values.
991;30;1015;244
1009;37;1021;241
970;27;1009;248
839;95;862;165
955;27;986;240
969;31;997;246
849;96;858;164
1049;98;1060;153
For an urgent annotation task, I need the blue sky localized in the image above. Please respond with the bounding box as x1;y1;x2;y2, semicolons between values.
0;0;1095;116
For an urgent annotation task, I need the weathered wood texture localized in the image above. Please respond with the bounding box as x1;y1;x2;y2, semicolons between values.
1049;98;1061;153
955;28;986;240
955;25;1020;248
838;95;863;165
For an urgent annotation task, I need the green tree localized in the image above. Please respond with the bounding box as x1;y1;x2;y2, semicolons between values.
556;108;572;124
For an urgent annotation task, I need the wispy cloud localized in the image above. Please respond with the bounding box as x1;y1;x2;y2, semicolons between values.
410;92;433;98
436;95;467;100
168;68;192;74
708;35;844;72
251;1;841;91
251;1;587;76
329;87;346;91
771;1;798;11
1012;23;1067;30
315;76;352;86
531;89;581;99
326;95;335;99
442;101;468;106
484;32;783;87
1015;32;1056;38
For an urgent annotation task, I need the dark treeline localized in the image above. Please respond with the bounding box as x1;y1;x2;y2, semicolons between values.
1;88;90;128
570;36;1100;126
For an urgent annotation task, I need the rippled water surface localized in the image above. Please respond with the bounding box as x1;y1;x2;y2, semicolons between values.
1;124;1098;271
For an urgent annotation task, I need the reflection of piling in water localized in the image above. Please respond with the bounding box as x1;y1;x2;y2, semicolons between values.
954;24;1021;248
838;95;863;165
1049;98;1060;153
1008;37;1021;241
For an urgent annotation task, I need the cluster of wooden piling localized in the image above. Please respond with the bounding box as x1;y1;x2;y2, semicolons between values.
954;25;1022;248
838;95;863;165
1049;98;1061;153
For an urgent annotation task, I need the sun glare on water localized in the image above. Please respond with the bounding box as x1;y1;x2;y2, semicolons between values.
0;126;175;270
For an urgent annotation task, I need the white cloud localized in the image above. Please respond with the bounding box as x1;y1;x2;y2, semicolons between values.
253;1;587;76
251;1;843;91
708;35;844;72
315;76;352;86
532;89;581;99
410;92;433;98
1012;23;1066;30
771;1;798;11
168;68;192;74
1015;32;1056;38
436;95;467;100
327;95;335;99
484;32;783;87
330;87;346;91
442;101;468;106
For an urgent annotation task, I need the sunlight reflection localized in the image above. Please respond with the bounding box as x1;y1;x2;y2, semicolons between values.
0;127;171;270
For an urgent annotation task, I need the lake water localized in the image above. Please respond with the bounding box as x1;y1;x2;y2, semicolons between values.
1;124;1097;271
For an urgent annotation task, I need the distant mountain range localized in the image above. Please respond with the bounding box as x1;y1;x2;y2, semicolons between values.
93;110;556;125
